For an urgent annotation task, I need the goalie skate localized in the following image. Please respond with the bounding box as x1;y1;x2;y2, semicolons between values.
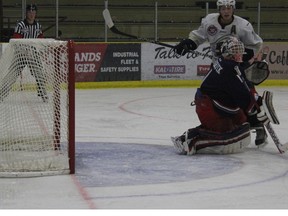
171;136;187;155
251;124;268;148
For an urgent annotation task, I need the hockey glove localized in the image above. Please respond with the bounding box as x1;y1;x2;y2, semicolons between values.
244;60;270;85
174;39;197;56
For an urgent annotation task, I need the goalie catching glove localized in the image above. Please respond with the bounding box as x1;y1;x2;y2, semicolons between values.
244;60;270;85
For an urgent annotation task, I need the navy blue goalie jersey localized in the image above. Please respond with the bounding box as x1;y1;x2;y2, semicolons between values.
200;57;252;112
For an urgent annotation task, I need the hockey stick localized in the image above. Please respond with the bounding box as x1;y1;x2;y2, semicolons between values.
102;9;212;59
265;123;288;153
103;9;174;48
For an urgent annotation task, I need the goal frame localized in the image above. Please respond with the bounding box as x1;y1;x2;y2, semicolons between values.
0;39;75;177
67;40;75;174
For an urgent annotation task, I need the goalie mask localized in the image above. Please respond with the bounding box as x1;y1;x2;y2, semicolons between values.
217;0;236;9
220;37;245;62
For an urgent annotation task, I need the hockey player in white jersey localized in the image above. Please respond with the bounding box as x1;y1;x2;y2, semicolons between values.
174;0;267;147
175;0;262;62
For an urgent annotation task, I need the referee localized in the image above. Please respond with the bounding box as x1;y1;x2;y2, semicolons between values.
13;4;44;39
11;4;48;102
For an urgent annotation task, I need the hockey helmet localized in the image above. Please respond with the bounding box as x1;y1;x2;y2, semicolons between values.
217;0;236;9
220;37;245;62
26;4;37;12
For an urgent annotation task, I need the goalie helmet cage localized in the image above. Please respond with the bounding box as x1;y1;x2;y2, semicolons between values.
0;39;75;177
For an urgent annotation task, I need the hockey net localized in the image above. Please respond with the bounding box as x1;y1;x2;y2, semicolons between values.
0;39;75;177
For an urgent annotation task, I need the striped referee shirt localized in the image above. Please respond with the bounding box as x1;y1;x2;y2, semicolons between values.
13;19;44;38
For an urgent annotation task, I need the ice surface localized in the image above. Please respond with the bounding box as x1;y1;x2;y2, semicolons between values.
1;87;288;210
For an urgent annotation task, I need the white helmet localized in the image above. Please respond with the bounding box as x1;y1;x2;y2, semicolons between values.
217;0;236;9
220;37;245;62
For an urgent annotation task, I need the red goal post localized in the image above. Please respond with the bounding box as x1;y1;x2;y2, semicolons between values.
0;39;75;177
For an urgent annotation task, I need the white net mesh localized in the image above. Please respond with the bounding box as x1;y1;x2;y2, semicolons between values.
0;39;74;177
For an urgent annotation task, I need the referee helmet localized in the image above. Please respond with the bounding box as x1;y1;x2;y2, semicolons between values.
26;4;37;12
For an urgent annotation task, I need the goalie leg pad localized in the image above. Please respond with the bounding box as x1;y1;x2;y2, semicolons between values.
262;91;280;125
195;123;251;154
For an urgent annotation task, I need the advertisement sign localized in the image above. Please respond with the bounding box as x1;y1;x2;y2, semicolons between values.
74;43;141;82
97;43;141;81
0;41;287;82
141;42;288;81
74;43;107;82
141;42;213;80
262;43;288;79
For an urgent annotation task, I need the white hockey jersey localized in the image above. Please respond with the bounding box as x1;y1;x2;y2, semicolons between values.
189;13;263;59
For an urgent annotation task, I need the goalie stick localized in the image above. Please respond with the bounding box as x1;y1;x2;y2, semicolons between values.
102;9;213;59
265;123;288;154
